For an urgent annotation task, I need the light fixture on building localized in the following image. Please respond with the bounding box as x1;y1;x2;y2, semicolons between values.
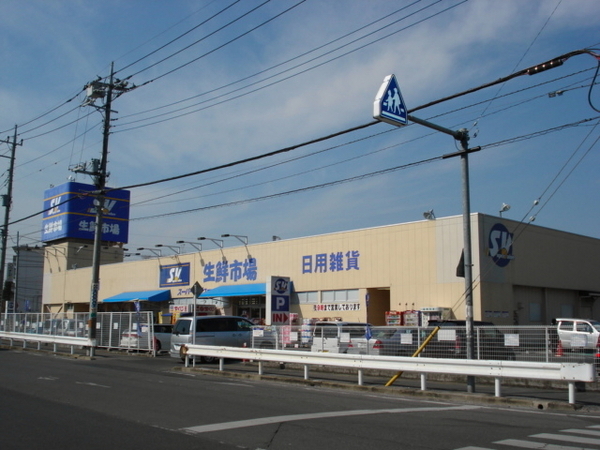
176;240;203;252
197;237;224;248
155;244;181;254
198;237;226;262
221;234;248;245
499;203;511;217
136;247;162;257
423;210;435;220
221;234;251;259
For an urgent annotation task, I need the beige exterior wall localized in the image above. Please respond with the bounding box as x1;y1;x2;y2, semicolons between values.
41;214;600;326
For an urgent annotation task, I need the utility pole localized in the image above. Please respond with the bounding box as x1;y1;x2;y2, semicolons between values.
76;63;131;356
0;126;22;316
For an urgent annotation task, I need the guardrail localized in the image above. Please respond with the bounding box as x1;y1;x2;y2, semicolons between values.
0;331;92;355
181;344;597;404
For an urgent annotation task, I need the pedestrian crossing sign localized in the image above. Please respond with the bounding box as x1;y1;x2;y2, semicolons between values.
373;74;408;127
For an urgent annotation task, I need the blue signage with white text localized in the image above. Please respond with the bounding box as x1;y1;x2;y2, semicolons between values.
42;182;130;243
160;263;191;287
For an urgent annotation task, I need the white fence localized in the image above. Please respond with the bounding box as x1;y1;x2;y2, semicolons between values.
0;312;155;353
181;344;597;404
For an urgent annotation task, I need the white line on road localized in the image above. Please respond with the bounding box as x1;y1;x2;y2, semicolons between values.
530;433;600;446
182;405;480;434
494;438;597;449
75;381;111;388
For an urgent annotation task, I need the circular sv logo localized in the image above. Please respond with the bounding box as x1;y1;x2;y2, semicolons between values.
488;223;514;267
274;278;289;294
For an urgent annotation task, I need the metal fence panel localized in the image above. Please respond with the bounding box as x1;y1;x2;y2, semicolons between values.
0;312;155;352
248;324;598;367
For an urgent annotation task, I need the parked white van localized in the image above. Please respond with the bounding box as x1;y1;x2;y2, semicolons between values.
556;318;600;352
169;315;254;363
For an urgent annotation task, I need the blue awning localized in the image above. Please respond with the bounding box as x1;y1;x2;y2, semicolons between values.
102;290;171;303
199;283;266;298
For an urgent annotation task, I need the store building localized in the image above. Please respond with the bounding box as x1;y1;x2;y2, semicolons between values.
40;210;600;327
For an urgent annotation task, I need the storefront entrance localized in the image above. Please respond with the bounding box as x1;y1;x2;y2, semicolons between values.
235;296;266;324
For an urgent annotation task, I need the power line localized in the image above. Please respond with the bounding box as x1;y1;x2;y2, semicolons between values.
7;49;599;229
115;0;462;132
131;155;443;221
125;0;303;85
129;116;599;222
115;0;243;75
117;0;427;122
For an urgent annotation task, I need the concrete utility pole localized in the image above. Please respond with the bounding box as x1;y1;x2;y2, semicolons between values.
77;63;131;356
0;126;22;316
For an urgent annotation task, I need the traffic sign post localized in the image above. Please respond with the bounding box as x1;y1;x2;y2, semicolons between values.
373;74;478;393
373;74;408;127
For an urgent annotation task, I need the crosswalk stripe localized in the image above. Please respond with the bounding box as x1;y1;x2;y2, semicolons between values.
495;438;597;450
530;433;600;446
561;429;600;437
453;447;493;450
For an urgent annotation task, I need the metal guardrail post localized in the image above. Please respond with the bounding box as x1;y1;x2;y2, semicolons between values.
568;382;576;404
495;378;502;397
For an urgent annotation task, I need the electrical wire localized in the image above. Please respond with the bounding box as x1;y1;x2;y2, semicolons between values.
124;0;301;85
127;115;599;221
115;0;243;75
131;155;443;221
115;0;459;131
118;0;423;121
7;49;600;231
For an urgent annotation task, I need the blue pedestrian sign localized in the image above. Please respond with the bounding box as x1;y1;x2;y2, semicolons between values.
373;74;408;127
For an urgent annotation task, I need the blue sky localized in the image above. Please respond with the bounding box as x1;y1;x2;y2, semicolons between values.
0;0;598;259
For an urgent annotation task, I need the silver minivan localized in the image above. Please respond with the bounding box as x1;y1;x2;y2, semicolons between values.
169;315;254;363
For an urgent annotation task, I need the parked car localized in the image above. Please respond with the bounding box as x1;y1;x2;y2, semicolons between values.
372;320;516;360
310;321;373;354
169;315;254;363
42;318;87;337
555;318;600;353
120;323;173;352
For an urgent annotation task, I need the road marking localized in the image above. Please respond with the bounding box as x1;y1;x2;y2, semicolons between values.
454;447;492;449
494;438;595;449
530;433;600;446
75;381;110;388
182;405;480;434
560;428;600;437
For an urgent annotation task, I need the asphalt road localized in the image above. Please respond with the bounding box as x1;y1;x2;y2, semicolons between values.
2;348;600;450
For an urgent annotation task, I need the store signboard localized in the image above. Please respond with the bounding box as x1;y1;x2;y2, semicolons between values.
159;263;190;287
266;276;290;325
42;181;130;243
